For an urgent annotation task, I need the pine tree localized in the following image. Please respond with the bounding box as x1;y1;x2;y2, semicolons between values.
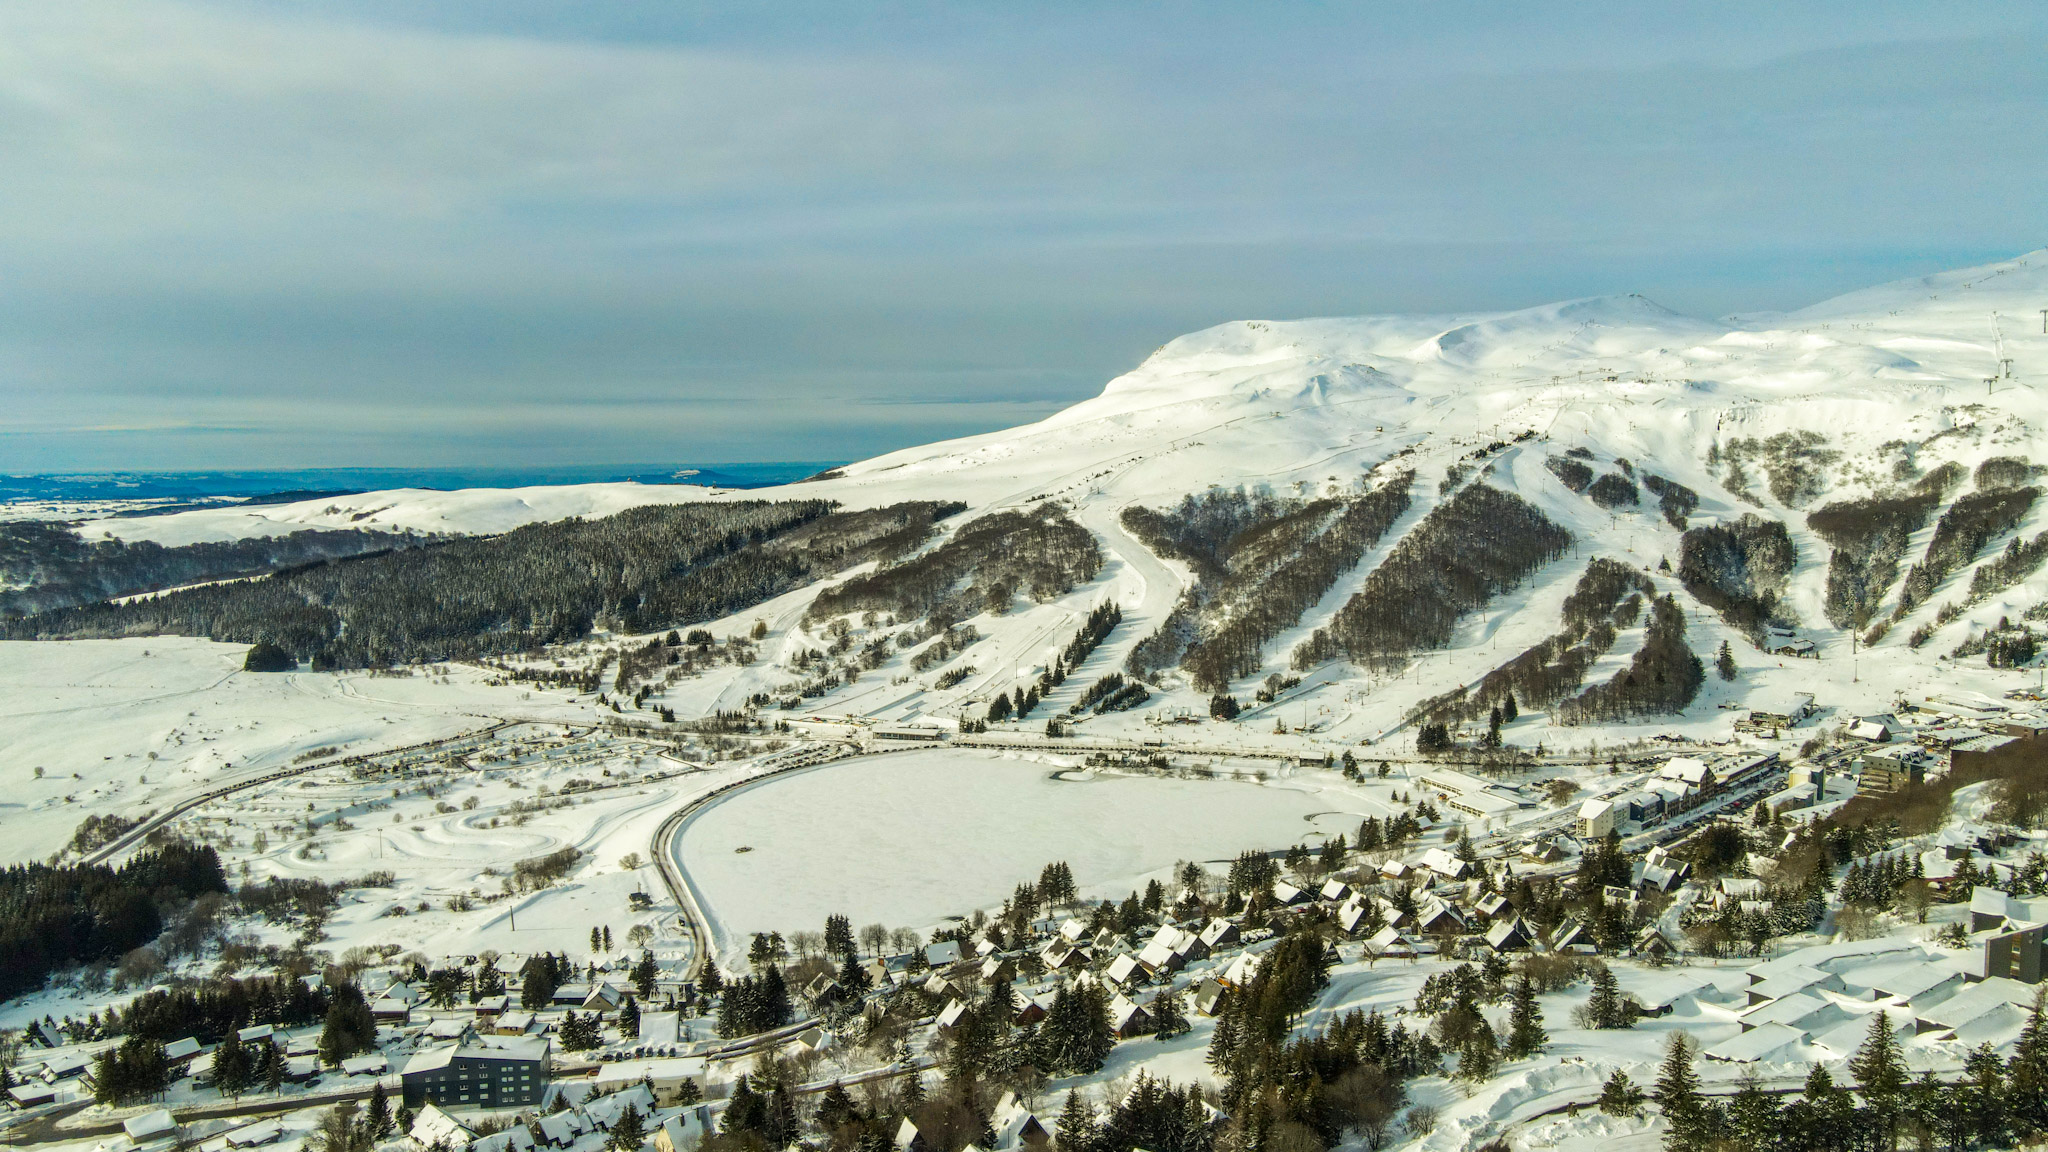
1848;1011;1906;1143
1056;1090;1097;1152
722;1075;768;1138
1598;1069;1645;1117
591;926;602;952
319;984;378;1065
213;1030;253;1099
619;995;641;1039
1653;1033;1708;1151
1505;978;1545;1057
607;1104;644;1151
366;1081;393;1139
1151;990;1189;1040
1724;1070;1779;1150
825;913;856;959
1585;963;1630;1029
1716;640;1738;681
262;1040;283;1094
603;925;613;952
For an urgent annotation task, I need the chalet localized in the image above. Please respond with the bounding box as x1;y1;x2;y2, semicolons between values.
1220;951;1263;989
494;1010;537;1036
411;1105;476;1150
223;1121;285;1148
654;1107;715;1152
1547;918;1588;951
1417;848;1470;880
1270;880;1309;906
581;982;624;1011
924;940;964;968
550;983;591;1007
475;1125;539;1152
162;1037;203;1069
1484;918;1532;952
1107;995;1151;1038
471;995;509;1019
1970;888;2048;933
1104;954;1144;987
1337;899;1376;936
936;1000;971;1032
1039;943;1083;970
1413;898;1465;936
896;1118;929;1152
1014;995;1052;1028
991;1092;1048;1152
1191;979;1228;1016
425;1017;477;1042
124;1111;179;1144
1474;892;1511;920
342;1053;389;1077
1743;692;1816;733
1633;927;1675;959
1198;918;1240;950
534;1110;592;1148
1378;859;1411;880
1058;919;1089;944
979;956;1015;985
1320;879;1353;903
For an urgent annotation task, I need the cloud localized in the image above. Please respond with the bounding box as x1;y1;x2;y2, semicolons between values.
0;0;2043;470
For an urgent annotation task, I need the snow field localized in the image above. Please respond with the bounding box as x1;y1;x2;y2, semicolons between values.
673;749;1371;961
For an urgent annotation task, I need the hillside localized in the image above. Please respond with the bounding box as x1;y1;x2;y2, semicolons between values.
21;250;2048;750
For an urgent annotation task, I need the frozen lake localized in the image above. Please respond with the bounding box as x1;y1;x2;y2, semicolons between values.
675;749;1367;952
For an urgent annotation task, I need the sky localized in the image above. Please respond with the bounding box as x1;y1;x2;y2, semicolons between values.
1;1;2044;473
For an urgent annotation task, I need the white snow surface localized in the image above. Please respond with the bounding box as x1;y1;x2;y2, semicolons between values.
675;749;1366;955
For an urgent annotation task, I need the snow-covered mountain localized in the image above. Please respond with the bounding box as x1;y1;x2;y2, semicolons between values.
81;250;2048;742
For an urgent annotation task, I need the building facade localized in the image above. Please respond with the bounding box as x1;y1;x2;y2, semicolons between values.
400;1037;550;1110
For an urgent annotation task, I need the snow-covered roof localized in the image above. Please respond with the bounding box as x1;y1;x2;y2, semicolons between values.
123;1111;178;1141
1704;1023;1806;1063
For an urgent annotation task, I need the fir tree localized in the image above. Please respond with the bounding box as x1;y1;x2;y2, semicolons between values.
212;1030;253;1099
366;1081;393;1139
1598;1069;1645;1117
1151;990;1189;1040
607;1103;644;1151
1716;640;1738;681
1653;1033;1709;1152
619;995;641;1040
1505;978;1546;1058
319;984;378;1065
1848;1011;1906;1143
1056;1090;1098;1152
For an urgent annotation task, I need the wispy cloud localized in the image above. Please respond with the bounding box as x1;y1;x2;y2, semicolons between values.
0;0;2042;469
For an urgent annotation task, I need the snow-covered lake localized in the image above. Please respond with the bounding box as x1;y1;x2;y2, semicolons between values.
676;749;1367;951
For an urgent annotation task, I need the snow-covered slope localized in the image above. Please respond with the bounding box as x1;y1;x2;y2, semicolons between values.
79;251;2048;742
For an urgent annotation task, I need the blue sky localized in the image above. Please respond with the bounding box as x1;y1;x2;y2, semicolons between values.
1;1;2043;471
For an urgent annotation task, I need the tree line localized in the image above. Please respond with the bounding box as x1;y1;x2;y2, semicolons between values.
1178;476;1413;694
1293;485;1570;671
1677;514;1795;644
0;520;417;617
6;500;959;668
808;505;1100;628
0;839;227;1002
1414;556;1651;725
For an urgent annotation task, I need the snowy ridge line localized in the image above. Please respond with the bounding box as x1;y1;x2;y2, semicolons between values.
79;720;516;867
